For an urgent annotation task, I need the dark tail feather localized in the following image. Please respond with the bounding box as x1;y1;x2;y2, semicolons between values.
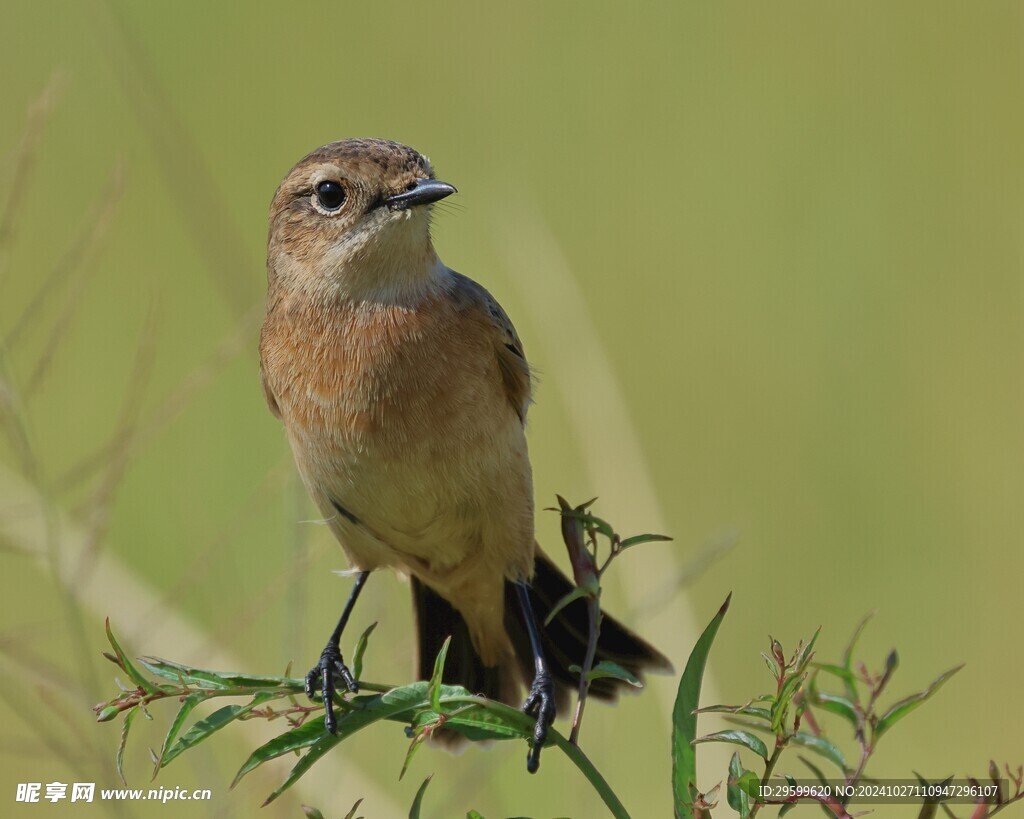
411;577;520;706
412;549;672;727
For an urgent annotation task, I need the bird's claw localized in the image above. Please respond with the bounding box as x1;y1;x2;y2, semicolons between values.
304;643;358;734
522;671;556;773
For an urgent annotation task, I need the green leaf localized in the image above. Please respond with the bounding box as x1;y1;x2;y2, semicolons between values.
694;730;769;760
154;692;206;773
842;613;875;701
727;752;753;817
673;593;731;819
810;688;858;728
302;806;326;819
163;691;277;767
793;628;821;675
771;672;806;732
584;660;643;688
260;733;345;806
429;636;452;713
352;621;377;682
342;799;364;819
561;507;615;539
116;707;138;786
875;664;963;740
106;619;157;694
138;657;300;691
812;663;857;685
441;705;530;742
791;731;847;773
259;683;439;804
409;775;432;819
400;726;429;781
544;583;595;626
695;704;771;721
231;719;327;787
619;533;673;549
466;812;486;819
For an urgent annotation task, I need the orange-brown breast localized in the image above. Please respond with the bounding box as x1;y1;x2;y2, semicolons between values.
259;280;535;587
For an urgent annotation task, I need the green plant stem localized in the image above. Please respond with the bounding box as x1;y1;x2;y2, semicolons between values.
748;737;787;819
570;596;602;745
847;741;871;786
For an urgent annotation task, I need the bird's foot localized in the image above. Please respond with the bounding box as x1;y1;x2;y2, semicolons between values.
304;643;358;734
522;670;556;773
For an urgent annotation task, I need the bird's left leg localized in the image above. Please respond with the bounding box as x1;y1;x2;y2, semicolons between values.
305;570;370;734
515;580;556;773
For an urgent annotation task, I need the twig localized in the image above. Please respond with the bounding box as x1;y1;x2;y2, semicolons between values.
570;596;601;745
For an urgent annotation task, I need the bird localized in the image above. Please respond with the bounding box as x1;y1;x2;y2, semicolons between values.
258;138;671;772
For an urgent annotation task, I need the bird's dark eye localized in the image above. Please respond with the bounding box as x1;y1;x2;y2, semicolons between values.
314;180;346;212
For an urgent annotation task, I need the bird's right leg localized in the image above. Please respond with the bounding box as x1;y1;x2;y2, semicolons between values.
305;570;370;734
515;580;556;773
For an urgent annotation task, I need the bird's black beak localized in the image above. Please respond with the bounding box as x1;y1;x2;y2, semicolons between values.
385;178;457;210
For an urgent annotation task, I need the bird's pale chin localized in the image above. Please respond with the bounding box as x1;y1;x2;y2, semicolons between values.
320;208;439;305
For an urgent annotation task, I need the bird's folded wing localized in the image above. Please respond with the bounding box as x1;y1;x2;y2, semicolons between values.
449;271;533;424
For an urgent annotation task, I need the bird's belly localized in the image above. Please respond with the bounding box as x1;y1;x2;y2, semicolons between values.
266;294;534;583
288;378;530;579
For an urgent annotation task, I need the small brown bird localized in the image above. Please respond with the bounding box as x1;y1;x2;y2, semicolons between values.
259;138;670;771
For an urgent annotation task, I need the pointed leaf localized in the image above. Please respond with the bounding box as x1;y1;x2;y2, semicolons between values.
302;807;326;819
352;622;378;682
155;692;206;772
543;583;594;627
619;533;673;550
810;688;858;728
673;593;731;819
793;628;821;674
842;613;875;701
106;620;157;694
116;707;138;786
442;705;530;742
231;719;327;787
400;729;429;780
772;671;807;732
163;691;277;766
409;775;432;819
727;752;753;817
138;657;300;691
696;704;772;721
584;660;643;688
694;730;768;760
812;663;857;686
262;732;347;807
429;637;452;713
342;799;364;819
875;664;963;740
257;683;437;802
791;731;847;773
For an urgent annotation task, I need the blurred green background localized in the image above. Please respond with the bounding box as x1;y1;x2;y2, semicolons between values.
1;1;1022;817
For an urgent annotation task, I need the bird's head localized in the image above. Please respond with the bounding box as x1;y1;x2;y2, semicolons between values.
267;138;456;303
